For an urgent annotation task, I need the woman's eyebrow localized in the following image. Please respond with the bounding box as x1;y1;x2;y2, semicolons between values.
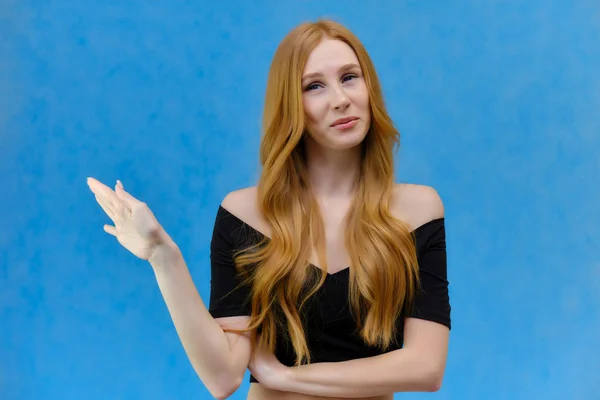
302;63;361;82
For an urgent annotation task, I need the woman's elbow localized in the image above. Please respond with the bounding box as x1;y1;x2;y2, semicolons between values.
205;373;243;400
422;363;445;392
425;377;443;392
190;359;243;400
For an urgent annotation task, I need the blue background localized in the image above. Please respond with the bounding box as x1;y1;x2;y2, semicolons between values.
2;1;599;399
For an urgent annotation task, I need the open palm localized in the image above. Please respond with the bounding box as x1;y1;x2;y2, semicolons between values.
87;177;164;260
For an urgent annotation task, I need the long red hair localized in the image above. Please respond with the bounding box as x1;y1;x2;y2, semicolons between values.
227;19;419;366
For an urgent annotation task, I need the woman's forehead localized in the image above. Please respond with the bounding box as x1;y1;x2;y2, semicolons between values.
303;39;360;76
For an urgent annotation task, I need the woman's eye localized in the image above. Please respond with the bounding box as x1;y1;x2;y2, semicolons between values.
304;74;358;91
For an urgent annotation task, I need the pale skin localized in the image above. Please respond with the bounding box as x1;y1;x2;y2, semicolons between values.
87;38;449;399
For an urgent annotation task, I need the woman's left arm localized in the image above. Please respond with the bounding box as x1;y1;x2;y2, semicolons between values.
274;318;448;397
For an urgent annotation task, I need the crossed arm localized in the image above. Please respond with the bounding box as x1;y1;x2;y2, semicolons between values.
249;318;449;397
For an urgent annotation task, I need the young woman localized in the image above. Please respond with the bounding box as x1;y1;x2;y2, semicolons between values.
87;19;451;400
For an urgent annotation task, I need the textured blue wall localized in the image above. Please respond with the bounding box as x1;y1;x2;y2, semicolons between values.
2;1;599;399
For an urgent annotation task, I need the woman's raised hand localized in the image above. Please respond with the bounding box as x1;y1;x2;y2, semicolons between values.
87;177;167;261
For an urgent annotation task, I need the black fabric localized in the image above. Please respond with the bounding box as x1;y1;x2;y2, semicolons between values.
208;205;451;383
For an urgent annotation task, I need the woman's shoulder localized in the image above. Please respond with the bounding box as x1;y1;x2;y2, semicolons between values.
221;185;258;209
391;183;445;231
220;186;272;238
218;183;443;234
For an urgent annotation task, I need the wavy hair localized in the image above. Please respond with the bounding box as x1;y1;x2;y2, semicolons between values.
226;19;420;366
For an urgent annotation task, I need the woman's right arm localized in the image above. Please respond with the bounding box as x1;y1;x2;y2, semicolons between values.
86;177;251;399
150;241;252;400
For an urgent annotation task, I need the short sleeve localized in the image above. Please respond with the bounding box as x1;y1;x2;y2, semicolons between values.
208;206;253;318
410;219;451;329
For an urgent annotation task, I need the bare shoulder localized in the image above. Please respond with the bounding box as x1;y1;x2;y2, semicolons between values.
220;186;258;220
392;183;444;230
220;186;271;235
221;186;257;210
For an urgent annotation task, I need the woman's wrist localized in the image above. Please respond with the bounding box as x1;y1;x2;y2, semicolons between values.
148;235;182;271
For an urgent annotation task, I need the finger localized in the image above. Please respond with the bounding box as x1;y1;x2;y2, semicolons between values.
115;198;130;219
115;180;141;209
89;178;123;213
104;225;117;236
87;177;115;197
114;181;133;213
95;195;117;221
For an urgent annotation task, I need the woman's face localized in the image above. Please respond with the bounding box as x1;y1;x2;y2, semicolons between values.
301;39;371;151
